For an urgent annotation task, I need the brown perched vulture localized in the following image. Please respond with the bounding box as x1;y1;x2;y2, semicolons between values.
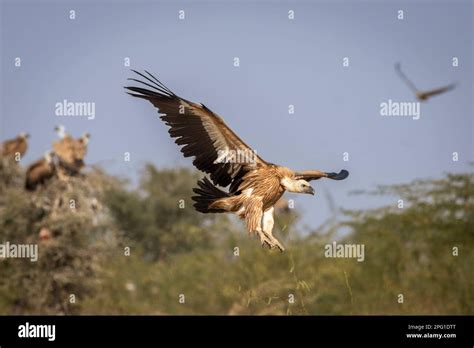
52;127;90;176
126;70;349;251
25;151;56;191
395;63;456;101
71;132;90;169
1;132;29;162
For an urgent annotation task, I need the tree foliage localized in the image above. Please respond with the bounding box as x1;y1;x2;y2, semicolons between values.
0;158;472;315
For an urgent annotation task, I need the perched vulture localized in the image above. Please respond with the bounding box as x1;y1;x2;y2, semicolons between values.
54;125;68;139
1;132;29;162
53;125;74;167
78;132;90;147
25;151;56;191
126;70;349;251
395;63;456;101
52;129;90;175
71;132;90;170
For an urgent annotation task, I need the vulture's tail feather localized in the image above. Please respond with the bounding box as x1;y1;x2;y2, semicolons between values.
192;177;229;213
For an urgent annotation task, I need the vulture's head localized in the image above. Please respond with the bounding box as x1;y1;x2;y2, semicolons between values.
19;132;30;139
80;132;91;145
281;177;315;195
54;125;66;139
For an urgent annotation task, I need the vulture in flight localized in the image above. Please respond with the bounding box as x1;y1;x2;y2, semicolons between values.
1;132;29;162
126;71;349;251
395;63;456;101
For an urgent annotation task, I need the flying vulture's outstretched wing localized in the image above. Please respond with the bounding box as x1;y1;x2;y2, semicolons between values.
416;83;456;100
125;70;268;188
395;63;419;94
294;169;349;182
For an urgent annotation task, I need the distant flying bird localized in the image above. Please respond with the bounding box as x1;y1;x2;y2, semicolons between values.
395;63;456;101
0;132;29;162
25;151;56;191
126;70;349;251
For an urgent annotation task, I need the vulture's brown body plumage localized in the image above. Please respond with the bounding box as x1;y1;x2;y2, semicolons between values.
126;70;349;251
25;153;55;191
1;134;29;162
53;134;89;175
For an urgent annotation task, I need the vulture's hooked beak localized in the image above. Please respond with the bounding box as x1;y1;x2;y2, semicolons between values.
306;186;315;195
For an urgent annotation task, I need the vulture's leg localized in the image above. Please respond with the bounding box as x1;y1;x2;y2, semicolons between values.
245;198;272;248
257;228;273;249
262;207;275;235
262;207;285;252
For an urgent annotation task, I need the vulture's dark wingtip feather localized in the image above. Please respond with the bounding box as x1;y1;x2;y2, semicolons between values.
126;70;173;97
127;78;164;93
144;70;175;95
326;170;349;180
125;91;144;98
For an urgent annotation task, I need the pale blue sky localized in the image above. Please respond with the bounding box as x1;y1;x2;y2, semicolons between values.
1;0;472;230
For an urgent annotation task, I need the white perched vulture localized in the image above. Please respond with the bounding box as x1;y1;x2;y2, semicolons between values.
54;125;68;139
126;70;349;251
1;132;29;162
25;151;56;191
395;63;456;101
